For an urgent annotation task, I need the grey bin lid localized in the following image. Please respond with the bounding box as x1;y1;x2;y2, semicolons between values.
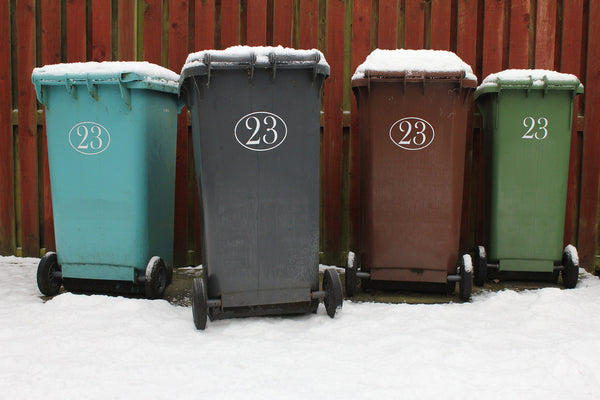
179;46;330;90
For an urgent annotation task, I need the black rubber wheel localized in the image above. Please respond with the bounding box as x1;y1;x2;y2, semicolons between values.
473;245;487;287
37;252;62;296
561;245;579;289
310;298;319;314
192;278;208;330
345;251;357;297
459;254;473;301
145;256;167;299
447;281;456;294
323;268;343;318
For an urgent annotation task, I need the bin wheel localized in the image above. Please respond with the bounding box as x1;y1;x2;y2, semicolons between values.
473;245;487;287
345;251;357;297
447;281;456;294
37;252;62;296
192;278;208;330
561;245;579;289
145;256;167;299
459;254;473;301
323;268;343;318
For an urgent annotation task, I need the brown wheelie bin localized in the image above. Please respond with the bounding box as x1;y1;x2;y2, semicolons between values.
346;49;477;300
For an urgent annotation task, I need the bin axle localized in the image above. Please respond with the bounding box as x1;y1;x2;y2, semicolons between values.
311;291;327;300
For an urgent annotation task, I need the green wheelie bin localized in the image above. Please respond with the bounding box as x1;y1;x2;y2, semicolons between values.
32;62;181;299
474;69;583;288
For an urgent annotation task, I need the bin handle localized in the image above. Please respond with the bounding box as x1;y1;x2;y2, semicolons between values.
203;53;212;87
85;74;99;101
118;75;131;110
64;74;75;98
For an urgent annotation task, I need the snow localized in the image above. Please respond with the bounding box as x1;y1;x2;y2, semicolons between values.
32;61;180;88
2;254;600;399
352;49;477;82
462;254;473;273
182;45;329;73
565;244;580;266
479;69;582;89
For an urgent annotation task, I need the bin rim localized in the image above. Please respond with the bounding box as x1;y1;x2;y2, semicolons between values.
179;46;330;88
31;61;180;102
351;70;478;89
475;69;584;99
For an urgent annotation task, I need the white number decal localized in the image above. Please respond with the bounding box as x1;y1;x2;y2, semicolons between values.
522;116;549;140
69;122;111;155
235;112;288;152
389;117;435;150
245;116;261;145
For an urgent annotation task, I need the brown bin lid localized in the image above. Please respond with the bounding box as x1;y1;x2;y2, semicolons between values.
352;49;477;88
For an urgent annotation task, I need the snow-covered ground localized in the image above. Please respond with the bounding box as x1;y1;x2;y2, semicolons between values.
1;255;600;399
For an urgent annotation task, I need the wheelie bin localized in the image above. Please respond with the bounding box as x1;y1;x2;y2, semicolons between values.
32;61;181;299
347;49;477;300
473;69;584;288
179;46;343;330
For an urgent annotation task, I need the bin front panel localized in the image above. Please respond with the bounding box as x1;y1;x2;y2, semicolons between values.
355;79;472;283
480;89;573;266
43;85;177;280
185;68;322;307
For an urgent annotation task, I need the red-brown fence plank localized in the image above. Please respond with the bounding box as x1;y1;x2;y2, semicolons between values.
66;0;87;61
195;0;215;50
350;0;371;252
273;0;293;47
246;0;267;45
169;0;190;266
508;0;531;68
143;0;163;64
90;0;112;61
482;0;505;78
579;2;600;268
118;0;135;60
404;0;425;49
17;0;39;256
220;0;240;48
430;0;451;50
299;0;319;49
0;1;14;254
323;0;345;265
560;0;584;247
534;0;557;69
378;0;397;49
456;0;478;68
40;0;62;252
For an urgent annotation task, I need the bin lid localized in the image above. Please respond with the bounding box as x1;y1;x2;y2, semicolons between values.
32;61;180;102
179;46;330;84
475;69;584;99
351;49;477;87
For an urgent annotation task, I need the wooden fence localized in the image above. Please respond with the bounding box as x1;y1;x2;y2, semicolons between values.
1;0;599;270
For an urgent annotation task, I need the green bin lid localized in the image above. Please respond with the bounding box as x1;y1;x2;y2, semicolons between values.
475;69;584;99
31;61;180;105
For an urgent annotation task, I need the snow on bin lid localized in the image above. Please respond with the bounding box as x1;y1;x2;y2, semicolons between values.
181;45;330;77
352;49;477;82
32;61;180;90
475;69;584;98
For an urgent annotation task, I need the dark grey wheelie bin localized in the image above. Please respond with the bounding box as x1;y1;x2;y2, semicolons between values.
179;46;343;330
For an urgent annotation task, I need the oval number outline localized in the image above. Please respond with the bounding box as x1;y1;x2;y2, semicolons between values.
234;111;288;152
389;117;435;151
68;121;111;155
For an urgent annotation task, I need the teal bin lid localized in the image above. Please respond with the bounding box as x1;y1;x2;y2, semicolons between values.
31;61;180;106
475;69;584;100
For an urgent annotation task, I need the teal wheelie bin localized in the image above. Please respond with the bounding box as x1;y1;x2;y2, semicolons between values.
474;69;583;288
32;62;181;299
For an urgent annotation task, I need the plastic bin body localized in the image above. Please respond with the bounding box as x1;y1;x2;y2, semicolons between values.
32;63;179;288
180;48;329;317
475;72;583;272
353;69;476;284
